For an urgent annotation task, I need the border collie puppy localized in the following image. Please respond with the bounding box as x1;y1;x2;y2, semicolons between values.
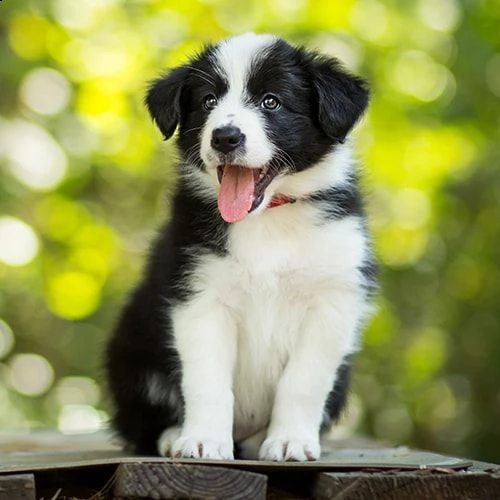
105;32;377;461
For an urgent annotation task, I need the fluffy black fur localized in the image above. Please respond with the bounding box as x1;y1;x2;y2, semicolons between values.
105;36;375;456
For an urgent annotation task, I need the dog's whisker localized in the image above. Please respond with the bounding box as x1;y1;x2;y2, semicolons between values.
191;74;216;87
186;65;216;82
184;145;205;169
270;151;295;175
185;65;217;87
182;126;204;136
273;148;297;173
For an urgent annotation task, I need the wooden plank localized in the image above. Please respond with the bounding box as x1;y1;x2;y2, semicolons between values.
114;462;268;499
0;474;35;500
0;431;487;474
314;470;500;500
0;447;473;474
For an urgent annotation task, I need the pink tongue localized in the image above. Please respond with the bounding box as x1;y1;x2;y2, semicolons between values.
218;165;255;223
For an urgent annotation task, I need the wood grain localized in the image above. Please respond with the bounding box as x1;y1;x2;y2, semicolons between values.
0;474;35;500
314;470;500;500
114;462;268;499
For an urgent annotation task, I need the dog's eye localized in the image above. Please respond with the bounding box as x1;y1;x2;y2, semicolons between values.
203;94;218;111
261;95;280;110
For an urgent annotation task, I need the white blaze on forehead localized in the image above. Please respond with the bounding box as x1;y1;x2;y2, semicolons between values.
200;32;277;174
213;33;277;95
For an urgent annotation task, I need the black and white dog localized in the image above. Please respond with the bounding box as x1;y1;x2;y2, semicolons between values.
105;33;377;461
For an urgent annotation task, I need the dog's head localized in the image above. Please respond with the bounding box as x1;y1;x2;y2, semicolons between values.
146;33;369;223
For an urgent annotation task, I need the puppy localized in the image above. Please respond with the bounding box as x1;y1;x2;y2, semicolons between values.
105;32;377;461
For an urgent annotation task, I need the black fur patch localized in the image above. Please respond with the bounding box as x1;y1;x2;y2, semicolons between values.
359;259;380;298
321;356;353;431
309;184;364;220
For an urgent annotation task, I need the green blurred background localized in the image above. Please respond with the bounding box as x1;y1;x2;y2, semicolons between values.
1;0;499;463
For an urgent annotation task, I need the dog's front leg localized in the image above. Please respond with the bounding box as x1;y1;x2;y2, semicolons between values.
260;291;363;461
165;298;236;459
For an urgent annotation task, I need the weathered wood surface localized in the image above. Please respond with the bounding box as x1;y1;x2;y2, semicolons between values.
0;432;473;474
0;432;499;499
0;474;35;500
314;470;500;500
0;448;473;474
114;462;267;499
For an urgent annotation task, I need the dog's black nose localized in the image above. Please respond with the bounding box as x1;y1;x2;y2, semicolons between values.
211;126;245;154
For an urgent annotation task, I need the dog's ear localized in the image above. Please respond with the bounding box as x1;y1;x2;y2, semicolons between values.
145;66;190;140
312;57;370;142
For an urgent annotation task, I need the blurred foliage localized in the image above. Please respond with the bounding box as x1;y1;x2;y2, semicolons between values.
1;0;499;462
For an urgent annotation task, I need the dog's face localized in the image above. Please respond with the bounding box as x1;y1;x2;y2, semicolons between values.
146;33;369;222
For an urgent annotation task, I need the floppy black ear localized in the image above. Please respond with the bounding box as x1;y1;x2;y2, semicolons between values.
312;57;370;142
145;66;190;140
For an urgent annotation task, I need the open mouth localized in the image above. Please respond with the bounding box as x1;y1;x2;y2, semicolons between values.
216;164;278;223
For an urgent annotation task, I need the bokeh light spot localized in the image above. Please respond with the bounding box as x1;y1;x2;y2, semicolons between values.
8;354;55;396
403;128;476;185
1;120;67;191
35;195;90;242
142;10;189;49
55;376;101;406
0;217;40;267
391;51;453;102
54;115;98;159
0;320;15;360
418;0;462;33
314;34;363;71
20;67;72;116
8;14;51;60
46;271;102;320
51;0;99;31
378;225;429;268
350;0;389;42
405;328;447;383
58;404;105;434
391;188;431;230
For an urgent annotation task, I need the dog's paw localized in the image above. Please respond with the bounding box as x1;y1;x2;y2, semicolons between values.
157;426;182;457
259;436;320;461
171;435;234;460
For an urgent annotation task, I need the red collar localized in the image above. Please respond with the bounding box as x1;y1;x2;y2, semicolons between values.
268;195;295;209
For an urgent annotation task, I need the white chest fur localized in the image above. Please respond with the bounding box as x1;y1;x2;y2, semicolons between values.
184;202;369;441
